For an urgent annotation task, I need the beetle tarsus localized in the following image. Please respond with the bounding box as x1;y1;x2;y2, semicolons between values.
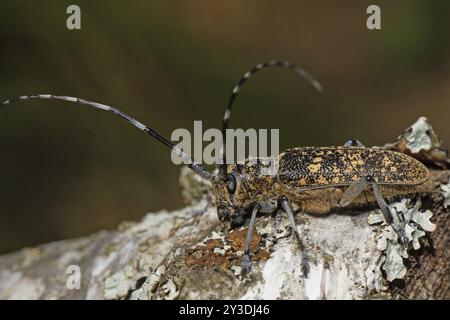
392;223;412;249
372;181;412;249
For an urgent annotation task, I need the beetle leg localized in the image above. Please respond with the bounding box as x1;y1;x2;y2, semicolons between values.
242;204;260;273
280;196;309;275
340;175;371;207
341;175;411;248
344;139;365;147
371;182;411;248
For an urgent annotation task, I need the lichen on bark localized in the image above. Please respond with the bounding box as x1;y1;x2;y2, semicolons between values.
0;117;448;300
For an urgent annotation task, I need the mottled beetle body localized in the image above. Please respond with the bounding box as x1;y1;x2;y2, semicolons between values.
1;60;435;273
279;147;429;188
214;146;430;222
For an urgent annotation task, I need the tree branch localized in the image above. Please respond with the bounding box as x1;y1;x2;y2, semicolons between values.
0;118;448;300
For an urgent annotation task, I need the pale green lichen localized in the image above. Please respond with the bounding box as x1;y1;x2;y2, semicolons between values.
404;117;433;153
257;215;291;249
367;198;436;291
404;224;425;251
160;279;179;300
441;179;450;208
380;229;408;281
368;212;384;225
407;206;436;233
386;117;450;169
103;265;136;300
230;265;242;276
130;265;166;300
213;247;226;255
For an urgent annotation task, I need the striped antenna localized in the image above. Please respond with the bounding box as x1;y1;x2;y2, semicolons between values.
1;95;212;180
220;60;323;177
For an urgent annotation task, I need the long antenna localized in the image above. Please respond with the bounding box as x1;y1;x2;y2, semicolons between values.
1;94;212;180
220;60;323;177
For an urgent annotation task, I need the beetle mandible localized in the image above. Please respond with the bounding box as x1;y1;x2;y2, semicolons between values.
1;60;431;273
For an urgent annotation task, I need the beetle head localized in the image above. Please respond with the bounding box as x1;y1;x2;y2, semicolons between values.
212;169;252;222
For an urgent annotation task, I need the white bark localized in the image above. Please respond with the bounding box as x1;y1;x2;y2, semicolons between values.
0;117;448;300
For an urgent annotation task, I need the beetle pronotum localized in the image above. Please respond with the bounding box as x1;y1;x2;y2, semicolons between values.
1;60;431;273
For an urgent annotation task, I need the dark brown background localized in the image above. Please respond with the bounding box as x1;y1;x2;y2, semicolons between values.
0;1;449;254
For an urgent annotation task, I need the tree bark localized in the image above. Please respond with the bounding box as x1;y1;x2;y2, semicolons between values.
389;171;449;299
0;118;448;300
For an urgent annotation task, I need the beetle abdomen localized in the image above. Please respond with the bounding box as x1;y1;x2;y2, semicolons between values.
278;147;429;189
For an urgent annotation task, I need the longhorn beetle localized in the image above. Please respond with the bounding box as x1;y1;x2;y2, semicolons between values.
1;60;431;274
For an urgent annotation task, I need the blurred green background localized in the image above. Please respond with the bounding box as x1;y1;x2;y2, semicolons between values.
0;1;449;254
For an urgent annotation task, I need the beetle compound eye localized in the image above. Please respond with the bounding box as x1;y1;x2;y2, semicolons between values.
226;175;236;194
